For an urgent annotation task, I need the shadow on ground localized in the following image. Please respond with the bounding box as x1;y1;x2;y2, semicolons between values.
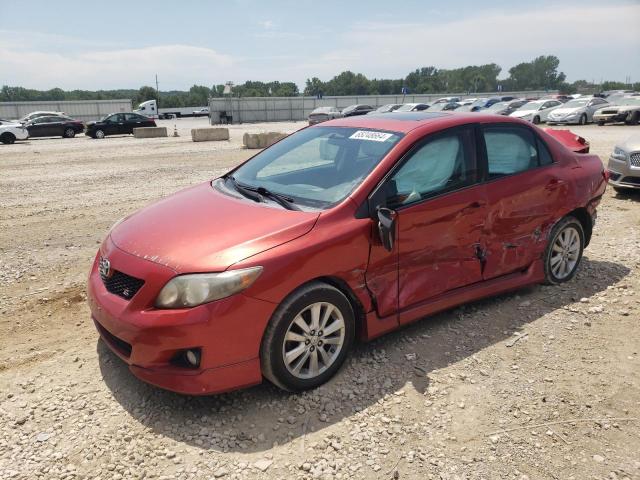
98;257;629;453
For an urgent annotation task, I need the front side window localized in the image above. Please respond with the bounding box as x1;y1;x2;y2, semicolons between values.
483;126;540;177
386;129;477;207
230;127;402;208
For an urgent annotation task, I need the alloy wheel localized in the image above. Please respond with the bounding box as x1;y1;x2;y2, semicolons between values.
550;226;580;280
282;302;345;379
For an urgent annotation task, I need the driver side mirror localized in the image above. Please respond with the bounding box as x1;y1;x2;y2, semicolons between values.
377;207;397;252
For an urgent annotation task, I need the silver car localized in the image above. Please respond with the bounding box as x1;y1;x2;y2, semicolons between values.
308;106;342;125
607;133;640;193
593;97;640;126
509;99;563;124
546;97;609;125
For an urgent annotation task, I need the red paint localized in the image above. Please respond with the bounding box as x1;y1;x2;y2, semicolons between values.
88;112;606;395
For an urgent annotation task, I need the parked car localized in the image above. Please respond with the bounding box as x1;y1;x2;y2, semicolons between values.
541;94;572;103
606;134;640;193
341;104;374;117
0;122;29;144
428;101;460;112
546;97;609;125
433;97;460;104
482;99;529;116
16;111;66;123
85;113;157;139
24;115;85;138
457;98;478;106
308;106;342;125
593;97;640;125
193;107;209;117
370;104;403;114
466;97;503;112
509;99;563;124
395;103;430;112
88;111;607;395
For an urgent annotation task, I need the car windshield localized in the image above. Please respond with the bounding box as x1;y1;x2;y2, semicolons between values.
396;104;419;111
562;99;590;108
615;97;640;106
516;101;543;111
311;107;333;114
229;126;402;209
485;102;509;112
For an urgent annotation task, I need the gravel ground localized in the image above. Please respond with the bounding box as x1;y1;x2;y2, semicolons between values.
1;121;639;480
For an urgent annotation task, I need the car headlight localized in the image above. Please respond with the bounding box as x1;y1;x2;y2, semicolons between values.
612;147;627;161
155;266;263;308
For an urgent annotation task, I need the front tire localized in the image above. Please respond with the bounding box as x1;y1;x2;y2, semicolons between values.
63;128;76;138
260;282;355;392
533;116;541;125
625;111;640;125
94;129;105;139
543;216;584;285
0;132;16;144
579;114;587;125
597;121;605;126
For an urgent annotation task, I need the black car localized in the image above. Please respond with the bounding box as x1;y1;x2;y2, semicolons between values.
25;115;85;138
341;104;374;117
85;113;156;139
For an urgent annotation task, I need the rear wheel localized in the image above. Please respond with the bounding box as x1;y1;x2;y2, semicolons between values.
260;282;355;392
533;116;541;125
94;129;105;139
0;132;16;144
63;127;76;138
543;216;584;285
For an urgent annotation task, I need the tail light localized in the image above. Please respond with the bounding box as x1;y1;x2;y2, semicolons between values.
603;169;610;181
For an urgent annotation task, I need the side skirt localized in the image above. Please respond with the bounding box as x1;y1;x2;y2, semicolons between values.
364;260;545;340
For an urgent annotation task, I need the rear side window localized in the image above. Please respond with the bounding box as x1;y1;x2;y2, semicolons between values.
387;128;477;207
482;126;553;176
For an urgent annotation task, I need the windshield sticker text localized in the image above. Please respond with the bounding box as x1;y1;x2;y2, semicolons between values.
349;130;394;142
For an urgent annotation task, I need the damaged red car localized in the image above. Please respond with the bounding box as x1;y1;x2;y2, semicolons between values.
88;112;607;395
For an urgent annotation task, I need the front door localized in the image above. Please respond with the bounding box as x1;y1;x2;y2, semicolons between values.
365;126;487;322
479;124;564;280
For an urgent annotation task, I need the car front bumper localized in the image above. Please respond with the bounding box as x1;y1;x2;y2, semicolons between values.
87;237;277;395
594;112;628;124
607;155;640;190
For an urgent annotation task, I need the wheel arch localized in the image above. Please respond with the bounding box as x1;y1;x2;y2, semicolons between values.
566;207;592;247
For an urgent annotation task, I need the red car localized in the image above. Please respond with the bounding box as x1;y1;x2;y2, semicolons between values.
88;112;607;395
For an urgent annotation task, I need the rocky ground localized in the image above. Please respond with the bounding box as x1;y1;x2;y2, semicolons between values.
1;121;639;480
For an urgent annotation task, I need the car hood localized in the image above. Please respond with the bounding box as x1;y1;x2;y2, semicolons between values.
615;133;640;153
549;107;583;116
511;109;536;117
110;181;320;273
598;104;640;113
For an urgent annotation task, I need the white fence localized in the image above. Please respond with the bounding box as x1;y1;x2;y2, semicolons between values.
209;91;555;124
0;99;132;122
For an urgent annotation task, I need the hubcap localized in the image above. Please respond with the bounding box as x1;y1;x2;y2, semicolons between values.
282;302;345;379
96;130;104;139
550;226;580;279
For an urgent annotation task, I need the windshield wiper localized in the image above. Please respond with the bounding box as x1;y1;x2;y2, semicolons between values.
227;176;264;203
226;176;300;211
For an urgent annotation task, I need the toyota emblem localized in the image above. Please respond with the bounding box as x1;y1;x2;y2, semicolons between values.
99;256;112;279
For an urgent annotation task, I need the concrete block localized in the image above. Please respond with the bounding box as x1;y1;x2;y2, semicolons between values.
242;131;287;149
133;127;168;138
191;127;230;142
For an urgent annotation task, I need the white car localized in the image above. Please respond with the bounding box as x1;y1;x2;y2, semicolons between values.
509;99;563;124
192;107;209;116
546;97;609;125
15;111;66;123
0;122;29;144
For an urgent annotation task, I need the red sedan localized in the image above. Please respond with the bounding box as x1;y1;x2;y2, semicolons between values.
88;112;607;395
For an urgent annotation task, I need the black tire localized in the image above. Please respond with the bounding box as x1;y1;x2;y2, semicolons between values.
260;281;355;392
579;114;587;125
597;121;605;126
533;116;541;125
94;129;105;139
0;132;16;144
613;186;631;194
543;216;585;285
625;111;640;126
63;127;76;138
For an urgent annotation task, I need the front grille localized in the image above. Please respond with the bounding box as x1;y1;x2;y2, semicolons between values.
101;269;144;300
630;152;640;167
95;321;132;357
601;110;618;115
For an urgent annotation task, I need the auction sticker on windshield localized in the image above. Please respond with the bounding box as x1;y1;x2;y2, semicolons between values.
349;130;395;142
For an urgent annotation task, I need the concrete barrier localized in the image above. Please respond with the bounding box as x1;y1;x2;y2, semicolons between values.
133;127;167;138
243;131;287;149
191;127;230;142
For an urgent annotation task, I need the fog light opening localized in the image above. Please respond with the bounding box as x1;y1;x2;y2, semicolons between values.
172;348;201;369
185;349;199;367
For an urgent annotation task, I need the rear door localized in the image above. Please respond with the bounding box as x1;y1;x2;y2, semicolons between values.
479;124;564;280
365;126;487;320
124;113;143;133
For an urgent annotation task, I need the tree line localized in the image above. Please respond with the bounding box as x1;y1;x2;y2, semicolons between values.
1;56;637;109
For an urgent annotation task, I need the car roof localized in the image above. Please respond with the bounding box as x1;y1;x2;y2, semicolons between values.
317;111;526;134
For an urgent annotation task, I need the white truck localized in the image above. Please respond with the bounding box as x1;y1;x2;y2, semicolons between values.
134;100;159;119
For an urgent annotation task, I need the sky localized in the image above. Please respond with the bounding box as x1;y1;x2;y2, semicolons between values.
1;0;639;91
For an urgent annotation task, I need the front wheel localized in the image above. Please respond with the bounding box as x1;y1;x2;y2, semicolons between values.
0;132;16;144
260;282;355;392
597;121;605;126
579;114;587;125
63;128;76;138
532;116;541;125
94;129;105;139
625;111;640;125
543;216;584;285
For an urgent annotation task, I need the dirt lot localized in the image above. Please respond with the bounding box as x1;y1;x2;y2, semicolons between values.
1;120;639;480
